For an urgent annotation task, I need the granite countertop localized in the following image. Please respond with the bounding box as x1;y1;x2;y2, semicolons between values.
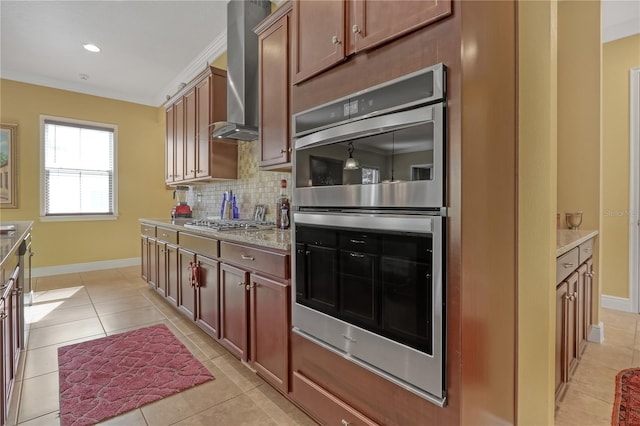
139;218;291;252
0;221;33;269
556;229;599;257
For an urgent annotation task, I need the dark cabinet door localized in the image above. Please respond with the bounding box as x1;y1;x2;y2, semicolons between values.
184;88;197;180
156;242;167;297
220;263;249;361
196;256;220;339
577;263;589;356
250;274;290;392
567;271;579;375
584;258;593;340
174;98;186;182
166;243;179;306
195;77;210;179
148;238;158;290
178;249;197;320
555;281;568;400
292;0;345;84
351;0;452;52
259;12;291;168
141;236;149;282
165;105;175;183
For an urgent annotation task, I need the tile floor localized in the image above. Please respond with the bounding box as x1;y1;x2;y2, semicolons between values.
11;267;315;426
555;307;640;425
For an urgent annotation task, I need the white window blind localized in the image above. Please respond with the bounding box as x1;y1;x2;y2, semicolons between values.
43;118;116;217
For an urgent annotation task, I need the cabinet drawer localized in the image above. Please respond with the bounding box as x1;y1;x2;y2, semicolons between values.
179;233;219;259
220;241;289;279
156;226;178;244
579;238;594;263
557;247;579;285
140;224;156;237
293;372;378;426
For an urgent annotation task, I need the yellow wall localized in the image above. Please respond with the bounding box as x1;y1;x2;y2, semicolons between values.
517;1;557;423
557;1;601;231
0;79;172;269
601;34;640;298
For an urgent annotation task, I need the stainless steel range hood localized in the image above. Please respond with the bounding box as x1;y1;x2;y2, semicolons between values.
211;0;270;142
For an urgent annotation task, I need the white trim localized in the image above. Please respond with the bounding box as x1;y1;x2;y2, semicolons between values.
629;68;640;313
32;257;140;278
601;294;634;313
587;321;605;344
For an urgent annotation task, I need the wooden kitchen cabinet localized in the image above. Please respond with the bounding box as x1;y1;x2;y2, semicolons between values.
250;274;290;392
291;0;451;84
178;248;197;319
195;255;220;339
147;238;158;291
165;66;237;184
165;243;179;306
1;266;20;425
220;263;249;361
256;2;292;170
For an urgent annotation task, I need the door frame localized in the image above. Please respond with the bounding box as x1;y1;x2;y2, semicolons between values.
629;67;640;313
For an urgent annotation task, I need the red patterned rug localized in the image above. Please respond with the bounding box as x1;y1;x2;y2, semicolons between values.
613;368;640;425
58;323;214;426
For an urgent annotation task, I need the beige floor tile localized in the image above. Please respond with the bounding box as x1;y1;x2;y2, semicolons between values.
97;408;147;425
86;286;145;303
35;274;83;291
604;323;636;349
140;376;244;426
27;317;105;350
212;354;264;392
600;308;638;332
16;411;61;426
29;302;97;330
579;341;634;371
555;388;613;426
92;294;153;316
184;329;226;360
569;357;619;404
22;334;104;379
17;372;60;423
31;286;88;304
80;269;127;283
174;393;277;426
633;349;640;366
99;305;167;333
246;385;317;426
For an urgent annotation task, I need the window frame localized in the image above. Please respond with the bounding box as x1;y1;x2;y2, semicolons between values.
39;115;118;222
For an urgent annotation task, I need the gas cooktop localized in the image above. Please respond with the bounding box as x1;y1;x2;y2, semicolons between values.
183;219;275;232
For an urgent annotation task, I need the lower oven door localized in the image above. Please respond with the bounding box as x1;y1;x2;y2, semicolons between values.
292;210;445;406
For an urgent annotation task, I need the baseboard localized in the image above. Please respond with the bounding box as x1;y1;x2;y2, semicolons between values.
601;294;634;313
33;258;140;278
587;321;605;343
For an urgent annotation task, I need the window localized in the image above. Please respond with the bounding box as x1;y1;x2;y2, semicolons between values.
361;167;380;184
41;116;117;220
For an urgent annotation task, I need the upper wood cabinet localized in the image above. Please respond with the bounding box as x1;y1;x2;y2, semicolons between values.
165;66;238;184
291;0;452;85
256;1;293;171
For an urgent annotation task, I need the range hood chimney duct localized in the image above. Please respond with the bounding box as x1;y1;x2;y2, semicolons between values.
211;0;270;142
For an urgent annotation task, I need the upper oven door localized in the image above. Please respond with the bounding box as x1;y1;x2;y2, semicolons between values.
293;102;445;209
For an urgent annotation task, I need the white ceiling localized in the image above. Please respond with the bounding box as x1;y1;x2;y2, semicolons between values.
1;0;637;108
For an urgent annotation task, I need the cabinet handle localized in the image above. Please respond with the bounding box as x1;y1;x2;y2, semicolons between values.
29;252;35;258
349;253;365;258
350;239;365;244
162;233;168;237
238;282;245;287
0;312;6;320
586;271;594;278
562;262;574;269
332;35;341;45
583;247;592;252
352;24;361;34
197;169;204;173
241;255;255;261
341;420;351;426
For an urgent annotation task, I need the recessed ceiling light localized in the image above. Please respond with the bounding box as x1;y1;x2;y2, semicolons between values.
83;43;101;53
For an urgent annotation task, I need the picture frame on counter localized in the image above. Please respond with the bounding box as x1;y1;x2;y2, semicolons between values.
0;123;18;209
254;204;266;222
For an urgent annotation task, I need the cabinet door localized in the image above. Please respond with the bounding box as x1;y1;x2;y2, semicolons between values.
250;274;290;392
195;77;211;179
351;0;451;52
577;263;588;355
220;263;249;361
585;258;593;339
141;236;149;282
9;268;19;377
184;88;197;180
174;98;186;182
166;243;179;306
292;0;345;84
259;13;291;169
196;256;220;339
157;242;168;297
555;281;568;401
178;249;197;320
166;105;176;183
148;238;158;290
566;271;579;376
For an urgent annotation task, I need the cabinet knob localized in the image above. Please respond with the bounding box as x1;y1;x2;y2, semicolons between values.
280;148;291;154
29;252;35;258
0;312;6;320
341;419;351;426
352;24;360;34
332;35;341;45
245;284;251;291
238;282;245;287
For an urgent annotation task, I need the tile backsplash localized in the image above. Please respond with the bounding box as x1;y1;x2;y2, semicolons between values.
186;141;291;222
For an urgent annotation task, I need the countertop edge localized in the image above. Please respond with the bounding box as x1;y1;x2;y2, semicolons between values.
556;229;599;257
139;218;291;252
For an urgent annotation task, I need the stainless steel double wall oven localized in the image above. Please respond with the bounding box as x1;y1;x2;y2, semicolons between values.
291;64;447;406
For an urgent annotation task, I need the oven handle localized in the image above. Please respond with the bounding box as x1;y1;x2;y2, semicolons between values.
294;104;437;151
293;211;438;234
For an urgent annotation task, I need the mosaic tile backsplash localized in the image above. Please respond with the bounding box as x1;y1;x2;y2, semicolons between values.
185;141;291;223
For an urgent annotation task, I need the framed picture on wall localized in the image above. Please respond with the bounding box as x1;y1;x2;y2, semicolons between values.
0;124;18;209
309;156;343;186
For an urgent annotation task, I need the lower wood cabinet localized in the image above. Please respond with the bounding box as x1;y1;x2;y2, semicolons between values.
220;263;249;361
555;239;594;405
1;265;20;425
